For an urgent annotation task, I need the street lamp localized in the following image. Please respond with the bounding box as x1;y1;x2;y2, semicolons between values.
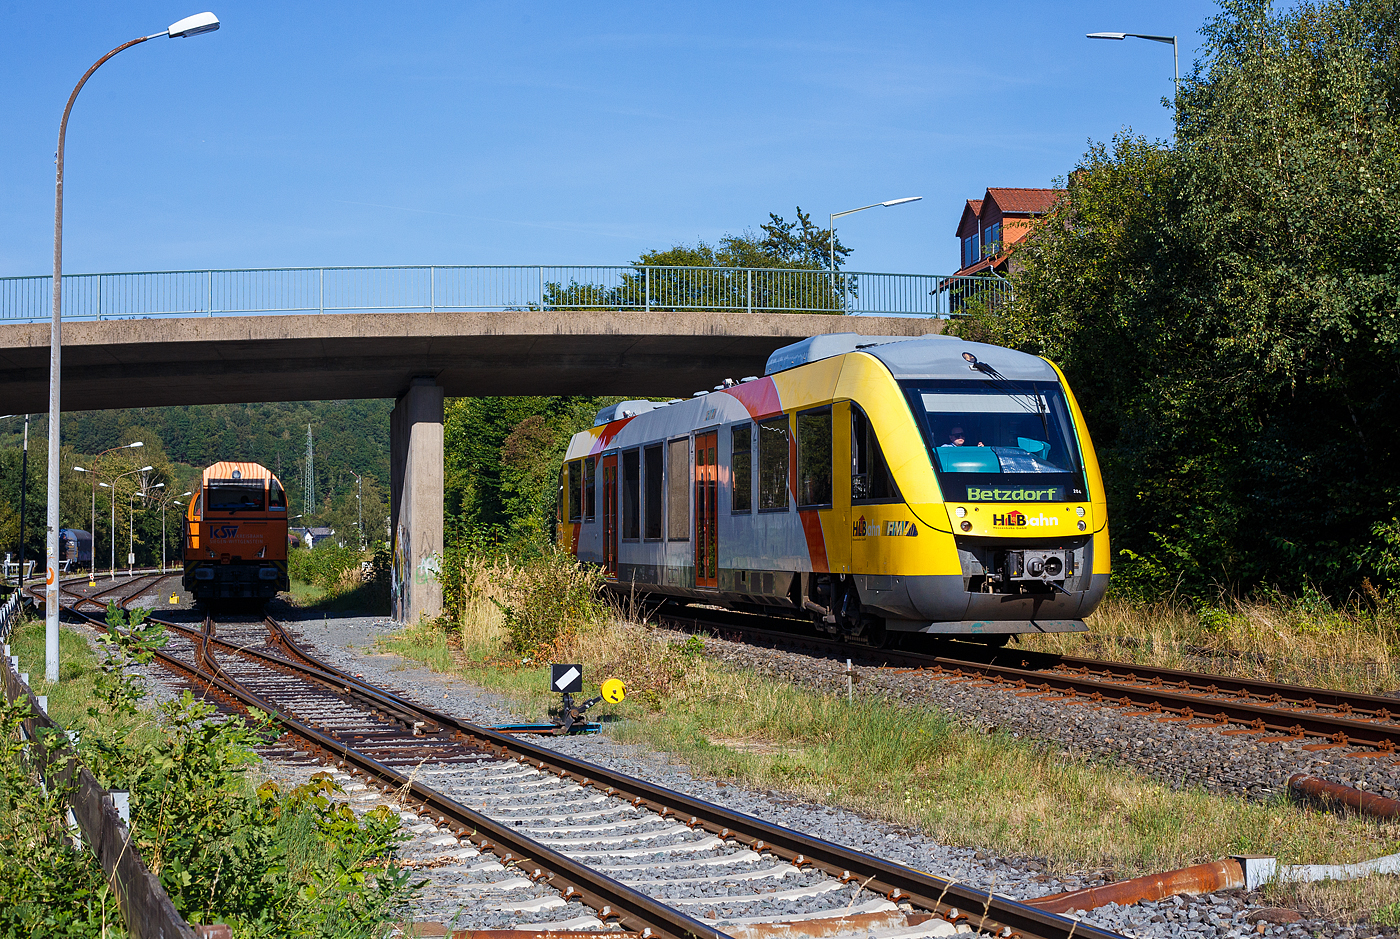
828;197;922;274
130;482;164;574
349;471;364;549
1087;32;1179;87
2;415;31;587
43;13;221;683
140;488;189;572
72;440;143;583
105;466;153;579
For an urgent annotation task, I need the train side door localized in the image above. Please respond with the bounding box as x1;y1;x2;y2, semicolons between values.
601;454;619;578
694;432;718;588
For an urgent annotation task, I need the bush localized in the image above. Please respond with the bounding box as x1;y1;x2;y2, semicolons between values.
289;541;367;593
478;550;606;658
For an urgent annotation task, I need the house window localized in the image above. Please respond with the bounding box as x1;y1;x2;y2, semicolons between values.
758;416;790;511
961;234;979;269
644;443;663;539
731;423;752;514
983;221;1002;257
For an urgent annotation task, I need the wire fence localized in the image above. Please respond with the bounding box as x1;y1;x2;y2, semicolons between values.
0;265;1012;322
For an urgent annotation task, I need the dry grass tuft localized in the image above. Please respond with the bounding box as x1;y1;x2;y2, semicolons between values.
1022;594;1400;694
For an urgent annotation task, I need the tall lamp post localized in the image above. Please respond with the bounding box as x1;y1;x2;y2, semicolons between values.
1086;32;1179;87
828;197;922;273
105;466;152;579
0;415;31;587
73;440;143;583
130;481;164;574
349;471;364;549
43;12;221;683
140;488;189;572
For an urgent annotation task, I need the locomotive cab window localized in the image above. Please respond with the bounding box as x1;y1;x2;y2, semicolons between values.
758;416;790;511
208;479;264;512
851;405;899;502
567;460;583;522
667;438;689;541
584;456;597;522
796;408;832;508
622;449;641;540
905;379;1088;502
731;423;752;514
268;478;287;510
644;444;663;539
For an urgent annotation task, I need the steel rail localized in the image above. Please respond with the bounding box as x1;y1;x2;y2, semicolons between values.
653;608;1400;757
169;622;727;939
252;617;1125;939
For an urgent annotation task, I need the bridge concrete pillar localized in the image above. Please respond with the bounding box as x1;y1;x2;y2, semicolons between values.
390;377;444;624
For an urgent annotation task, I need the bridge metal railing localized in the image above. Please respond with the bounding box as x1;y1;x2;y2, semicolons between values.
0;265;1012;322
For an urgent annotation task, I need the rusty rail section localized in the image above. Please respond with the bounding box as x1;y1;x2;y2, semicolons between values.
1288;774;1400;819
0;645;199;939
656;609;1400;758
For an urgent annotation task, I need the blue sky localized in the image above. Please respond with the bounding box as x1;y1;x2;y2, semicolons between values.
0;1;1220;277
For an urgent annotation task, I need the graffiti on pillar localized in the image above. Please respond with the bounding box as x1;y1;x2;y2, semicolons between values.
391;524;410;622
416;553;441;586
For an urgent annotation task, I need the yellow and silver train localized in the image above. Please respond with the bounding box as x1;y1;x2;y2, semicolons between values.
559;333;1108;644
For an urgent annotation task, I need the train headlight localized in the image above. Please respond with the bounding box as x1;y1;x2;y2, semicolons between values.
1078;520;1087;531
955;507;967;518
960;520;972;532
258;568;278;580
1076;507;1086;517
194;568;214;580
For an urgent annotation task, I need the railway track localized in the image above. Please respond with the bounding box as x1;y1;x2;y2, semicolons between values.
35;581;1122;939
656;606;1400;764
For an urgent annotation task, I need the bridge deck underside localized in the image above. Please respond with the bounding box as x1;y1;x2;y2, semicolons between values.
0;311;940;411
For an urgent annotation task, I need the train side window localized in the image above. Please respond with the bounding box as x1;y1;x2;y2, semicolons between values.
584;456;597;522
269;478;287;510
797;408;832;507
667;438;689;540
622;448;641;540
567;460;583;522
758;415;790;511
852;405;899;502
731;423;752;514
644;444;663;539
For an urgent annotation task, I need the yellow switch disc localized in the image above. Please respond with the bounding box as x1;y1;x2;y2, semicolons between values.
601;678;626;703
169;594;179;605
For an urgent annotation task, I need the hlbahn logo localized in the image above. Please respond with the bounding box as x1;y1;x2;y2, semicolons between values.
854;516;917;537
992;512;1060;528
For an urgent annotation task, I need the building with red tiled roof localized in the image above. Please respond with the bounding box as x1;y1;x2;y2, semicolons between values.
954;187;1063;276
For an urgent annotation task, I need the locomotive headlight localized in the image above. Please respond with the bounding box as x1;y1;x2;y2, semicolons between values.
1078;520;1087;531
955;507;967;518
1076;507;1086;517
960;520;972;532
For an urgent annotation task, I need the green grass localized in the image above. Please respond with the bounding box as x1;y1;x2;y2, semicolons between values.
285;577;388;615
380;617;1400;896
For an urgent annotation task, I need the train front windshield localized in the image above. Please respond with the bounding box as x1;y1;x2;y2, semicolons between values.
903;380;1088;503
207;480;265;511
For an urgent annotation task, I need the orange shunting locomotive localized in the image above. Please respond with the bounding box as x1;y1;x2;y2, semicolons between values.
182;461;290;601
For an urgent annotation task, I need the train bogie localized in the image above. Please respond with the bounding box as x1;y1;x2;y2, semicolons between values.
182;461;290;602
559;333;1109;642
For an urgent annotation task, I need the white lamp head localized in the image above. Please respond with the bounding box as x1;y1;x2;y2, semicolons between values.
129;441;144;448
139;465;154;472
881;196;923;207
167;12;220;38
1087;32;1128;40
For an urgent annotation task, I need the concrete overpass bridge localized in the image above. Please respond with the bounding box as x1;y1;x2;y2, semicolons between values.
0;265;980;621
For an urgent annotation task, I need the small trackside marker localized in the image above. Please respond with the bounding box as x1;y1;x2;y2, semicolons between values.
554;665;581;690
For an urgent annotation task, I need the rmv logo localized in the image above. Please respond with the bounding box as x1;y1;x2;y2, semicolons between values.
212;524;239;539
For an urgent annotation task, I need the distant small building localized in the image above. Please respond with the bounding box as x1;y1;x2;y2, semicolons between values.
290;526;337;549
954;188;1062;277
